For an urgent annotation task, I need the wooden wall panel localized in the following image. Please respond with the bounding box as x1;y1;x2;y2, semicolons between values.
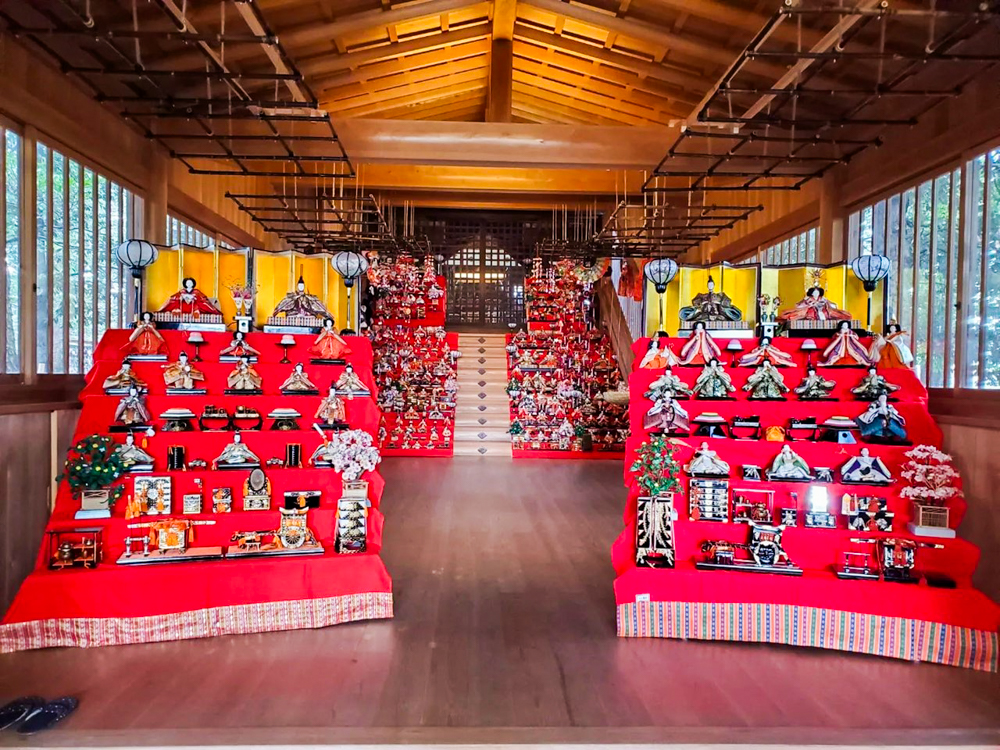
0;408;79;613
698;181;822;262
939;421;1000;603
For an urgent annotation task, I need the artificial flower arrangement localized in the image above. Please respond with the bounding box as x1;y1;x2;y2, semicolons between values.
899;444;963;507
323;428;382;481
630;434;683;498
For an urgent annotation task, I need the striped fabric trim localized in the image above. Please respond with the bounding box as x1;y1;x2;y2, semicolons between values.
0;592;393;653
617;601;998;672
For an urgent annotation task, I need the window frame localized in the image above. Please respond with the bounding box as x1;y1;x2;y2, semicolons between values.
0;116;23;383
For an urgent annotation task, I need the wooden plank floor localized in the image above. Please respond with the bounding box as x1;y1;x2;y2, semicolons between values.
1;456;999;747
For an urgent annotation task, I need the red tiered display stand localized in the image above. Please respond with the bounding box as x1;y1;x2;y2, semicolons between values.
0;330;393;653
371;325;458;457
613;336;1000;670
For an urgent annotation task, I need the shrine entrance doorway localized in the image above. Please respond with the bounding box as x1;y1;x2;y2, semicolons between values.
414;210;548;331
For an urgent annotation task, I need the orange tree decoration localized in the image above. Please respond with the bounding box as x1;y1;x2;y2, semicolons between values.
59;434;126;506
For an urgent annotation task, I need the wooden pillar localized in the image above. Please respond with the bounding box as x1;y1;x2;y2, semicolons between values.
144;150;169;245
19;126;38;384
487;38;513;123
818;169;845;264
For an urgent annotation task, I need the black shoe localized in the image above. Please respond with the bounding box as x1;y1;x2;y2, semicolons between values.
16;697;78;735
0;697;44;731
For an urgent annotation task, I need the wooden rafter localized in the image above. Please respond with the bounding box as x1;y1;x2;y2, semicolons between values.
321;49;489;104
334;73;488;117
312;38;491;93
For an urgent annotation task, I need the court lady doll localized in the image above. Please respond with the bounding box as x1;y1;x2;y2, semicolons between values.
122;312;167;359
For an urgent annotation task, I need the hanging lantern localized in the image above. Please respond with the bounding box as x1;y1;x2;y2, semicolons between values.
116;239;158;322
330;250;370;288
643;257;679;294
850;253;891;293
115;239;158;278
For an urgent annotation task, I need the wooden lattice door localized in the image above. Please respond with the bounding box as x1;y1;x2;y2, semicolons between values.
416;211;542;330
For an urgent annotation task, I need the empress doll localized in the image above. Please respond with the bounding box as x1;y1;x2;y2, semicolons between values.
778;286;852;323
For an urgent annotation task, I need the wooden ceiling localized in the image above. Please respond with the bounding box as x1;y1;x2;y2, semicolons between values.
168;0;787;127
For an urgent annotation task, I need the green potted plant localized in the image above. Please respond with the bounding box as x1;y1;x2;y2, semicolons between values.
60;434;127;519
573;423;592;452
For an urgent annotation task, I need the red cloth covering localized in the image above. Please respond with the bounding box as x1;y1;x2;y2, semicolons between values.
1;329;393;652
616;336;1000;668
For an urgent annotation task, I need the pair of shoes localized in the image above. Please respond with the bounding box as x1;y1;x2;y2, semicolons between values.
0;697;78;735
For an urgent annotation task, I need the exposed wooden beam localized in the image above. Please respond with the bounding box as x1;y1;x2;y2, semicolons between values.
311;38;491;93
519;0;735;67
487;0;518;122
331;119;676;168
298;23;491;79
510;39;699;107
641;0;821;47
511;96;608;126
513;55;688;119
358;163;649;194
334;74;488;117
512;71;670;125
514;23;704;94
487;39;514;122
283;0;487;52
413;103;486;121
493;0;519;41
379;91;486;119
322;52;489;104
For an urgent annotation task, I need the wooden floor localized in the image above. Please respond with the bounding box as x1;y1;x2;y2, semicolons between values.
1;457;999;748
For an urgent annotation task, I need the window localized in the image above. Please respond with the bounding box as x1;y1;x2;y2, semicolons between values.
965;145;1000;388
35;142;140;374
847;167;961;388
166;213;213;249
1;126;21;374
738;226;818;266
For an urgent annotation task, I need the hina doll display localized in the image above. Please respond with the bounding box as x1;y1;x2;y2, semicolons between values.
213;432;261;469
851;366;901;401
334;364;370;397
644;368;692;401
114;432;154;472
269;276;331;321
103;359;146;394
742;360;789;400
113;387;151;430
219;331;260;362
639;336;680;369
737;336;795;367
679;276;743;323
685;442;730;476
121;312;167;360
777;285;852;323
280;363;319;395
857;394;907;443
310;318;352;364
869;320;915;369
819;321;871;367
678;322;722;366
642;395;689;435
693;359;736;399
315;386;347;426
840;447;894;484
156;277;222;317
794;366;836;400
766;444;813;480
162;352;206;394
225;357;263;394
